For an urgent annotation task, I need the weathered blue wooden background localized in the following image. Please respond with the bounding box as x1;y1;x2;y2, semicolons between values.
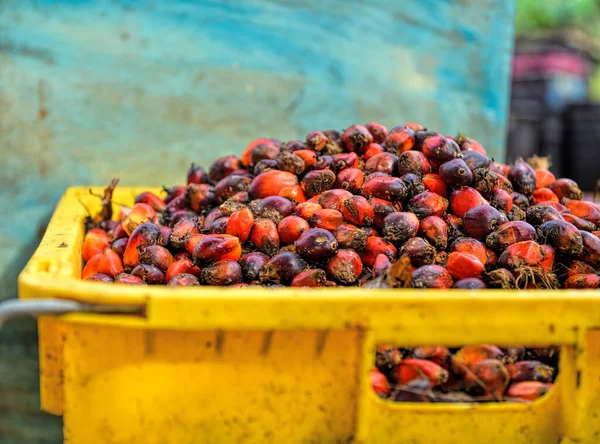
0;0;515;441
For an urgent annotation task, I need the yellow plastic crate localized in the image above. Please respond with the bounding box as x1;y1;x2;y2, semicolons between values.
18;187;600;443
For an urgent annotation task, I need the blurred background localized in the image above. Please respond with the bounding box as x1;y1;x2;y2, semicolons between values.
0;0;598;442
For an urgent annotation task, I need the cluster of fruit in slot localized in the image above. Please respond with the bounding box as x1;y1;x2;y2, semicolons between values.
372;345;557;403
81;121;600;288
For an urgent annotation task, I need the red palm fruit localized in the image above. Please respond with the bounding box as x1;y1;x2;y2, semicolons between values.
193;234;242;263
290;269;327;287
535;169;556;189
397;150;431;176
483;268;516;289
123;223;162;270
439;159;473;188
241;138;279;166
369;198;401;229
167;273;200;287
334;223;368;250
490;189;513;213
506;361;554;383
373;254;392;278
550;178;583;200
449;187;488;218
383;126;415;154
334;168;364;194
341;196;374;227
365;122;388;144
164;185;187;204
327;249;363;284
508;158;536;195
365;152;398;176
526;203;564;227
395;359;449;386
407;191;448;218
225;207;254;242
399;237;436;267
564;273;600;289
532;188;559;204
422;135;461;165
495;173;514;193
464;359;509;398
318;189;353;211
169;218;199;249
309;209;344;231
292;149;317;167
381;212;420;246
342;124;373;154
451;237;487;264
249;219;280;255
214;175;252;204
444;213;465;239
578;231;600;266
277;216;310;245
461;151;491;171
451;345;504;375
259;252;306;284
301;169;336;197
507;381;553;401
446;252;484;280
85;273;114;283
361;176;407;201
186;183;216;212
486;221;537;250
114;273;147;285
538;220;583;255
413;346;450;366
82;253;102;280
238;252;269;281
139;245;174;274
411;265;453;289
186;163;210;185
376;345;403;375
209;155;243;182
363;143;385;160
184;233;205;255
278;186;306;204
135;191;166;212
295;202;322;220
464;205;507;240
561;259;596;277
456;134;486;154
497;241;547;269
166;259;200;283
454;278;487;289
562;213;596;232
422;173;448;197
565;199;600;225
419;215;448;250
371;368;391;397
361;236;397;267
82;229;111;262
364;227;379;237
332;152;359;171
538;244;555;272
200;260;243;286
249;170;298;199
304;130;328;151
485;247;498;267
403;122;425;131
131;264;165;285
296;228;338;261
275;151;305;175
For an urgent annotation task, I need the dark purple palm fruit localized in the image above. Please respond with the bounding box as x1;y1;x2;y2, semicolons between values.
411;265;453;289
537;220;584;255
239;252;270;282
259;252;306;285
439;159;473;188
486;221;537;251
422;135;461;166
399;237;436;267
471;168;498;196
461;150;491;171
365;152;398;176
577;231;600;266
526;204;564;227
454;278;487;289
463;205;508;240
381;212;420;246
512;192;530;210
187;163;210;185
295;228;338;261
483;268;516;289
397;150;431;176
508;158;536;195
400;173;426;199
341;124;373;154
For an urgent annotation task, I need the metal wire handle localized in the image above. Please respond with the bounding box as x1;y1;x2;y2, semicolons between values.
0;299;144;329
